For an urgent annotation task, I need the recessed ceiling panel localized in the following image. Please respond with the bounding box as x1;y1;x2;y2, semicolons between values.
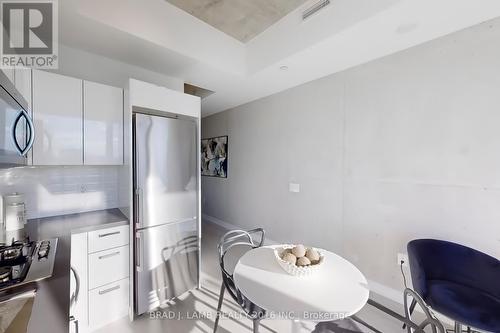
165;0;308;42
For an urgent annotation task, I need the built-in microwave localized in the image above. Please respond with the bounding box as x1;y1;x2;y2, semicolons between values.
0;70;34;168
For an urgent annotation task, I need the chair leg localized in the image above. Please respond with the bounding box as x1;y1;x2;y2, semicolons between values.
253;319;260;333
454;322;462;333
403;288;445;333
213;283;225;333
402;298;417;329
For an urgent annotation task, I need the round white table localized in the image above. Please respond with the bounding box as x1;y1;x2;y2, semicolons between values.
233;245;369;326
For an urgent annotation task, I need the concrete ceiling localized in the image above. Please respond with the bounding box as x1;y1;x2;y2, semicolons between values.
60;0;500;117
164;0;308;42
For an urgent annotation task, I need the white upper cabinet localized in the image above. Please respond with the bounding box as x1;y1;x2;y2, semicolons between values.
1;69;14;83
129;79;200;118
29;71;124;166
14;68;32;109
0;68;32;109
83;81;123;165
32;70;83;165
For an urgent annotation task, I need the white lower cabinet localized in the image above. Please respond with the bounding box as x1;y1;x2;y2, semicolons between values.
70;232;88;333
89;278;129;330
70;225;130;333
88;245;129;289
88;225;129;253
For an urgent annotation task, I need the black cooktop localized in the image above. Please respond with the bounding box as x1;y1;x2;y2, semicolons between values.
0;240;35;289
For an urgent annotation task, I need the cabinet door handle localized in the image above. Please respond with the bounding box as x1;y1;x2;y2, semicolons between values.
98;231;120;238
69;316;79;333
70;266;80;307
98;251;120;260
98;285;120;295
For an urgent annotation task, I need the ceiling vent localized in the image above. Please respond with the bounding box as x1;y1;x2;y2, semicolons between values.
302;0;331;21
184;83;215;100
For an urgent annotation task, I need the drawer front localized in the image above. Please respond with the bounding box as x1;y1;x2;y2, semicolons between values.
89;278;129;330
88;225;128;253
89;245;129;289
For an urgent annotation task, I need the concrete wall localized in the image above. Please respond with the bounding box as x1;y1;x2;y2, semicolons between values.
201;18;500;296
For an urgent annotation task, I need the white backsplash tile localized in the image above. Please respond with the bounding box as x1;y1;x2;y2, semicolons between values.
0;166;121;219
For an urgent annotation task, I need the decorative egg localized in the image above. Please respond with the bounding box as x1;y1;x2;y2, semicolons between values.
306;248;320;263
291;244;306;258
282;252;297;265
296;256;311;267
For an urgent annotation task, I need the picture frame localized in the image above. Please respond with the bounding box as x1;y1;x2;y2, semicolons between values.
201;135;228;178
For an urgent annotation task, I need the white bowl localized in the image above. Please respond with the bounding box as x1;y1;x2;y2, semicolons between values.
274;245;325;277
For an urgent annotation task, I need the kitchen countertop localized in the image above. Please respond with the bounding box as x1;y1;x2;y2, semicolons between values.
24;208;129;333
27;208;129;237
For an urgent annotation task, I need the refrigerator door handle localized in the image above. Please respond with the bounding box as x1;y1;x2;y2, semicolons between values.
140;188;144;227
136;232;143;272
134;187;144;228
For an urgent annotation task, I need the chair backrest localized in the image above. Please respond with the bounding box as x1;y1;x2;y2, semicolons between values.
217;228;265;308
408;239;500;299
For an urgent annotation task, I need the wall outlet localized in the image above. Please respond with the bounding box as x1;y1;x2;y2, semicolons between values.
289;183;300;193
398;253;409;267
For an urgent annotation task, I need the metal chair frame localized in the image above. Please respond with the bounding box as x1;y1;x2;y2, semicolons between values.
351;290;446;333
404;288;477;333
213;228;266;333
403;288;446;333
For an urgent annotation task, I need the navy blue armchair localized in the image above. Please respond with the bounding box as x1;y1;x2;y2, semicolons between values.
408;239;500;333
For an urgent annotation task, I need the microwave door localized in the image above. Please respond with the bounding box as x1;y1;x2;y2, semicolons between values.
0;72;33;167
0;101;27;166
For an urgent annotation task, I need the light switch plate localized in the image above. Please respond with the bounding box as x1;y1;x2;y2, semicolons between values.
289;183;300;193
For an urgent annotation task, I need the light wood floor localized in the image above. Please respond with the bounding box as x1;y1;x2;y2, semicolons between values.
94;222;405;333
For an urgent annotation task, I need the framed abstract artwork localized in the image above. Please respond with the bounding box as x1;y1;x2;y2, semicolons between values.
201;135;228;178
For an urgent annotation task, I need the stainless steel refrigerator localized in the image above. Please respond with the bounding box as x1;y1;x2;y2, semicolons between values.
133;113;200;315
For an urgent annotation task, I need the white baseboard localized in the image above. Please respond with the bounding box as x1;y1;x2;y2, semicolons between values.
367;279;405;305
202;214;280;245
202;214;238;231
